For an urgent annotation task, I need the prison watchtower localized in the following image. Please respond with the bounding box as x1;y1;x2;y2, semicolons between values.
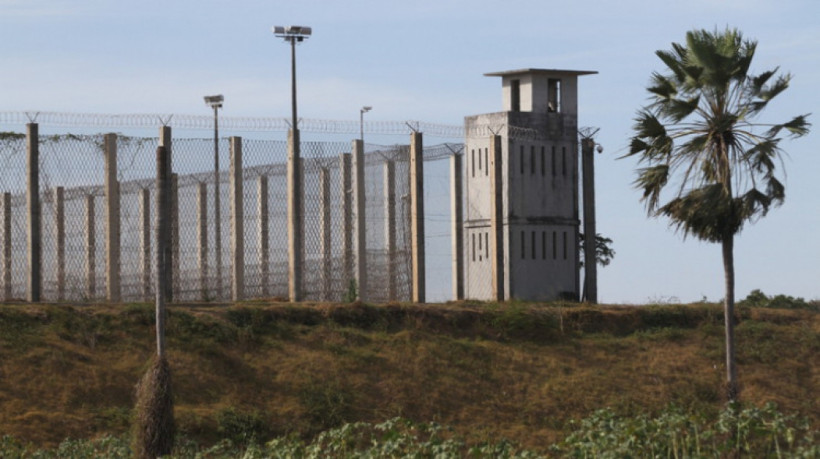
462;68;596;301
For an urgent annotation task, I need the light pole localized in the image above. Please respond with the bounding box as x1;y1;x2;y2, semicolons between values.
360;106;372;145
272;25;311;302
204;94;223;299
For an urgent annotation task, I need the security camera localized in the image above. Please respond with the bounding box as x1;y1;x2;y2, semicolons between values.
596;144;603;154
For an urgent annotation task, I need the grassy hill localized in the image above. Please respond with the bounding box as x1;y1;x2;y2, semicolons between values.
0;300;817;451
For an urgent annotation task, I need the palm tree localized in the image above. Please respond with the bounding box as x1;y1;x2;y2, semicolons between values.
625;28;810;401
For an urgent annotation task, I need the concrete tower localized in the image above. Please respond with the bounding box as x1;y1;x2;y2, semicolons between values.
462;68;596;301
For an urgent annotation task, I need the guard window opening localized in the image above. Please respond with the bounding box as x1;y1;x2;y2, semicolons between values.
520;231;525;259
511;79;521;112
540;146;545;176
541;231;546;259
552;232;557;260
484;232;489;259
520;146;524;175
478;230;483;261
531;231;536;259
563;231;568;260
562;146;567;177
548;78;561;113
471;149;475;178
471;233;476;262
485;148;489;176
530;146;535;175
551;146;556;177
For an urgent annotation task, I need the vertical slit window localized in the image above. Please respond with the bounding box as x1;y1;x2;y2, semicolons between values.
478;230;483;261
477;146;482;171
551;146;556;177
471;233;475;262
552;232;557;260
485;232;489;259
520;231;525;259
471;149;475;178
520;146;524;175
541;146;545;176
563;231;568;260
485;148;489;176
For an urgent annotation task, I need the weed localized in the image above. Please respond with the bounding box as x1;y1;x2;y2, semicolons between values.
215;407;269;445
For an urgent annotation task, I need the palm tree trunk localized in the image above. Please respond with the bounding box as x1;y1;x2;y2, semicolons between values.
722;233;739;402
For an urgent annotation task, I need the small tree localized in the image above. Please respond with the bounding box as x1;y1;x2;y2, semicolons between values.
625;28;810;401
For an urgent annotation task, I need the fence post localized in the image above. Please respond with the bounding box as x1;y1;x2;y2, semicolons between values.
410;132;425;303
287;128;303;302
230;136;244;301
490;135;505;301
104;133;121;302
26;123;41;302
158;126;173;302
140;188;151;301
340;153;353;297
54;187;65;301
353;139;367;301
2;193;12;300
155;145;171;357
319;167;331;300
258;175;269;298
85;194;96;299
384;160;396;301
197;182;208;300
450;153;464;301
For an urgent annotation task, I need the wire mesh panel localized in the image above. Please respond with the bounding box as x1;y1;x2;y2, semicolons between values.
0;135;27;300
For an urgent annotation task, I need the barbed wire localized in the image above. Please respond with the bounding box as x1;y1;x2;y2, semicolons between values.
0;111;465;138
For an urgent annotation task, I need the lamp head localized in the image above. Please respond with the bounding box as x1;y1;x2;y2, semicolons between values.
204;95;224;108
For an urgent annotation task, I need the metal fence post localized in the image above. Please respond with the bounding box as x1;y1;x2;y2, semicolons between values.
353;139;367;301
159;126;173;302
450;153;464;301
340;153;353;297
54;187;65;301
287;128;303;302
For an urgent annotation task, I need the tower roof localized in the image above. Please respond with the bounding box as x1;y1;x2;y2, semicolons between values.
484;68;597;77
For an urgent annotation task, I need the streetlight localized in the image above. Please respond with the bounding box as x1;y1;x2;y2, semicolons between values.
272;25;311;302
360;106;372;145
204;94;223;298
272;25;312;131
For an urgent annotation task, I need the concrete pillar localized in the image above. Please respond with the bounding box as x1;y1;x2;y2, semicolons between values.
287;129;303;302
450;153;464;301
258;175;269;297
155;145;171;358
103;133;121;302
26;123;41;302
158;126;173;302
319;167;331;300
140;188;151;301
384;160;396;301
352;139;367;301
197;182;208;300
2;193;12;301
490;135;505;301
54;187;65;301
230;136;244;301
340;153;353;294
581;137;598;303
85;194;96;299
409;132;425;303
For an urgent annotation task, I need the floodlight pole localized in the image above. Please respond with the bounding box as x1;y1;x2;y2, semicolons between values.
360;106;372;145
204;95;224;299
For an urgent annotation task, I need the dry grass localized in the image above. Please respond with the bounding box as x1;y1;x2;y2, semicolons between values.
0;301;816;450
133;356;175;459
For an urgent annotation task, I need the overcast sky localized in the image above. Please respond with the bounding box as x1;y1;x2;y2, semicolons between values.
2;0;818;303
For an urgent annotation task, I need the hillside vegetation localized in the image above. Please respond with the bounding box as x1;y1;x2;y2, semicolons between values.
0;300;817;452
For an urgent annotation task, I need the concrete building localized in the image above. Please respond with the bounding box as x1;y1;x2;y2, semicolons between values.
463;68;596;301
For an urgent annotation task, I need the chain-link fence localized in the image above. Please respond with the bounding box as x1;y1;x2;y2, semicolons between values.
0;125;463;304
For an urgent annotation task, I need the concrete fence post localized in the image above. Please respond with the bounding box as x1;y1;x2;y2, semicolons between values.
258;175;269;298
140;188;151;301
26;123;41;302
581;137;598;304
410;132;425;303
340;153;353;296
450;153;464;301
287;128;303;302
197;182;208;300
54;187;65;301
352;139;367;301
229;136;244;301
85;194;96;299
319;167;331;300
490;135;505;301
384;160;396;301
155;145;171;358
104;133;121;302
2;193;11;300
158;126;173;302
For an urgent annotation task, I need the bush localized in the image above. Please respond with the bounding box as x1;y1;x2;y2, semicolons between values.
739;289;818;311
